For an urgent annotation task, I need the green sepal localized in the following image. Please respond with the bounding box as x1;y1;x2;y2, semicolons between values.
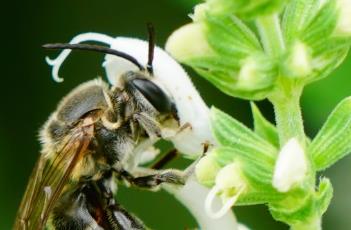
183;13;278;100
300;0;337;56
282;0;316;46
314;178;333;217
251;102;279;147
205;14;262;56
269;178;333;225
309;96;351;171
306;48;349;86
193;66;276;100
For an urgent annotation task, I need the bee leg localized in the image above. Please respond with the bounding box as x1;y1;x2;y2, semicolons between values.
106;202;146;230
151;149;179;169
120;168;191;189
120;145;208;189
51;191;103;230
84;171;146;230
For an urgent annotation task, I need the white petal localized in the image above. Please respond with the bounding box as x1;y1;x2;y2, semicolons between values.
273;138;308;192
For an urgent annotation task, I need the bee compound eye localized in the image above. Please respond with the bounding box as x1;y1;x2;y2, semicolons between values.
130;78;173;114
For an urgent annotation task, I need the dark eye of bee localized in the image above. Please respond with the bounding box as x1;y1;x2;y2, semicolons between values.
130;78;173;113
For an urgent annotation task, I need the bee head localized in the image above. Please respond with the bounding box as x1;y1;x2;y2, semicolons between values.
122;71;176;116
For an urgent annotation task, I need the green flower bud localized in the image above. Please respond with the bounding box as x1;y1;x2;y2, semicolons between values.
165;23;214;63
195;154;221;187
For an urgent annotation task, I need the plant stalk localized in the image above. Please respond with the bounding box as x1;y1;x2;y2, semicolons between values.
290;217;322;230
271;86;305;146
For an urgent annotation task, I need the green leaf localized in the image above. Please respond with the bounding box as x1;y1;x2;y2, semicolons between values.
251;102;279;147
309;96;351;171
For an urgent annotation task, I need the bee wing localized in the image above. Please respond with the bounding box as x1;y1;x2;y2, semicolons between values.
14;121;94;230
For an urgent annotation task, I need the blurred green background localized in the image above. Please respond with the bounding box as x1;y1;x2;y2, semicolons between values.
0;0;350;229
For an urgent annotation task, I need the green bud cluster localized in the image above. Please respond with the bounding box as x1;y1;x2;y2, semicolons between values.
166;0;351;100
167;0;351;229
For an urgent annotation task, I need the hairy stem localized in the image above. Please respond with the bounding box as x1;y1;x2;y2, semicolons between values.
271;85;305;146
290;217;322;230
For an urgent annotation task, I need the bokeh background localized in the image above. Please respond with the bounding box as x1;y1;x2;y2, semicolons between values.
0;0;350;229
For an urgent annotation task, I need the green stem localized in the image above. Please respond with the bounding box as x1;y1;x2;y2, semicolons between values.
270;85;305;147
290;217;322;230
256;13;285;57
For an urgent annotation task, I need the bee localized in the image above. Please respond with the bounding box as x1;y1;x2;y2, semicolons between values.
13;26;193;230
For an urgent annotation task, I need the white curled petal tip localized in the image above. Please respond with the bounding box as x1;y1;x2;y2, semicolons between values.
45;55;65;82
205;185;244;219
205;163;246;219
44;32;115;83
273;138;308;193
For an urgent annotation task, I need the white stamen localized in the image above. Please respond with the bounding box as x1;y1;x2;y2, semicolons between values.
45;33;115;82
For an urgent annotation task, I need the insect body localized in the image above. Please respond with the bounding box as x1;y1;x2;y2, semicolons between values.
14;37;190;229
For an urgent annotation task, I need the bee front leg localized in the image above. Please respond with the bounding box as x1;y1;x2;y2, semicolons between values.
119;165;197;189
121;143;207;189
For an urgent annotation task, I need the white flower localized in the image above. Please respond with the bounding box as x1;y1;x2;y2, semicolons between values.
205;163;246;219
272;138;308;193
335;0;351;36
45;33;215;157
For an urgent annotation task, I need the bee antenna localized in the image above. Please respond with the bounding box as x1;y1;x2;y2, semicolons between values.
42;43;145;71
146;23;155;74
